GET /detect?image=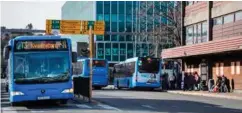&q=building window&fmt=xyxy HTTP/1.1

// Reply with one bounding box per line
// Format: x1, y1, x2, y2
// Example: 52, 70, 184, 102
96, 35, 103, 41
119, 35, 125, 41
119, 1, 125, 14
97, 43, 104, 59
104, 1, 110, 14
126, 2, 132, 15
231, 62, 235, 75
186, 26, 193, 45
213, 17, 223, 25
223, 14, 234, 24
120, 43, 126, 61
111, 14, 118, 22
105, 43, 111, 61
127, 43, 133, 58
201, 21, 207, 42
111, 35, 118, 41
97, 1, 103, 14
236, 61, 240, 75
104, 14, 110, 22
111, 22, 117, 32
235, 11, 242, 21
112, 43, 119, 61
111, 1, 118, 14
197, 24, 202, 43
97, 14, 104, 21
104, 35, 110, 41
193, 25, 197, 44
